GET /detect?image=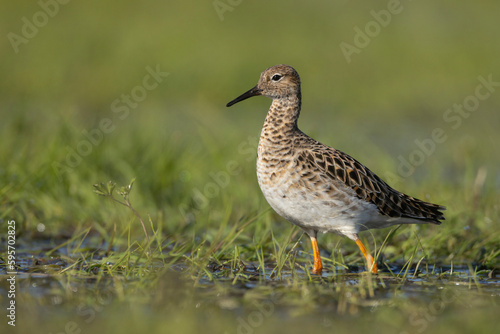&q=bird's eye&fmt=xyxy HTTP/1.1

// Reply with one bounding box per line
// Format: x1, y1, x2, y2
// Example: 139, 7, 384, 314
271, 74, 282, 82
